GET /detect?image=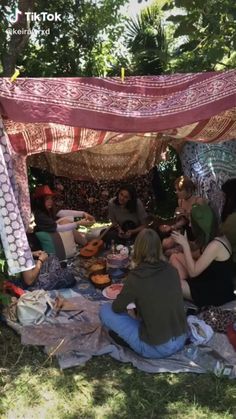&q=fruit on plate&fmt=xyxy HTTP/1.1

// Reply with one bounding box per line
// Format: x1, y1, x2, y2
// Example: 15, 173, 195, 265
106, 284, 123, 299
